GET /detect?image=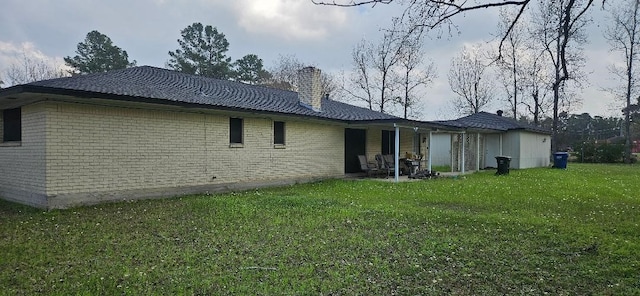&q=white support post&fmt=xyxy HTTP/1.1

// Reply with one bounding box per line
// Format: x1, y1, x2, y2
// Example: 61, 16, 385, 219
476, 133, 481, 171
428, 131, 433, 172
461, 133, 466, 174
499, 134, 503, 156
450, 134, 455, 172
